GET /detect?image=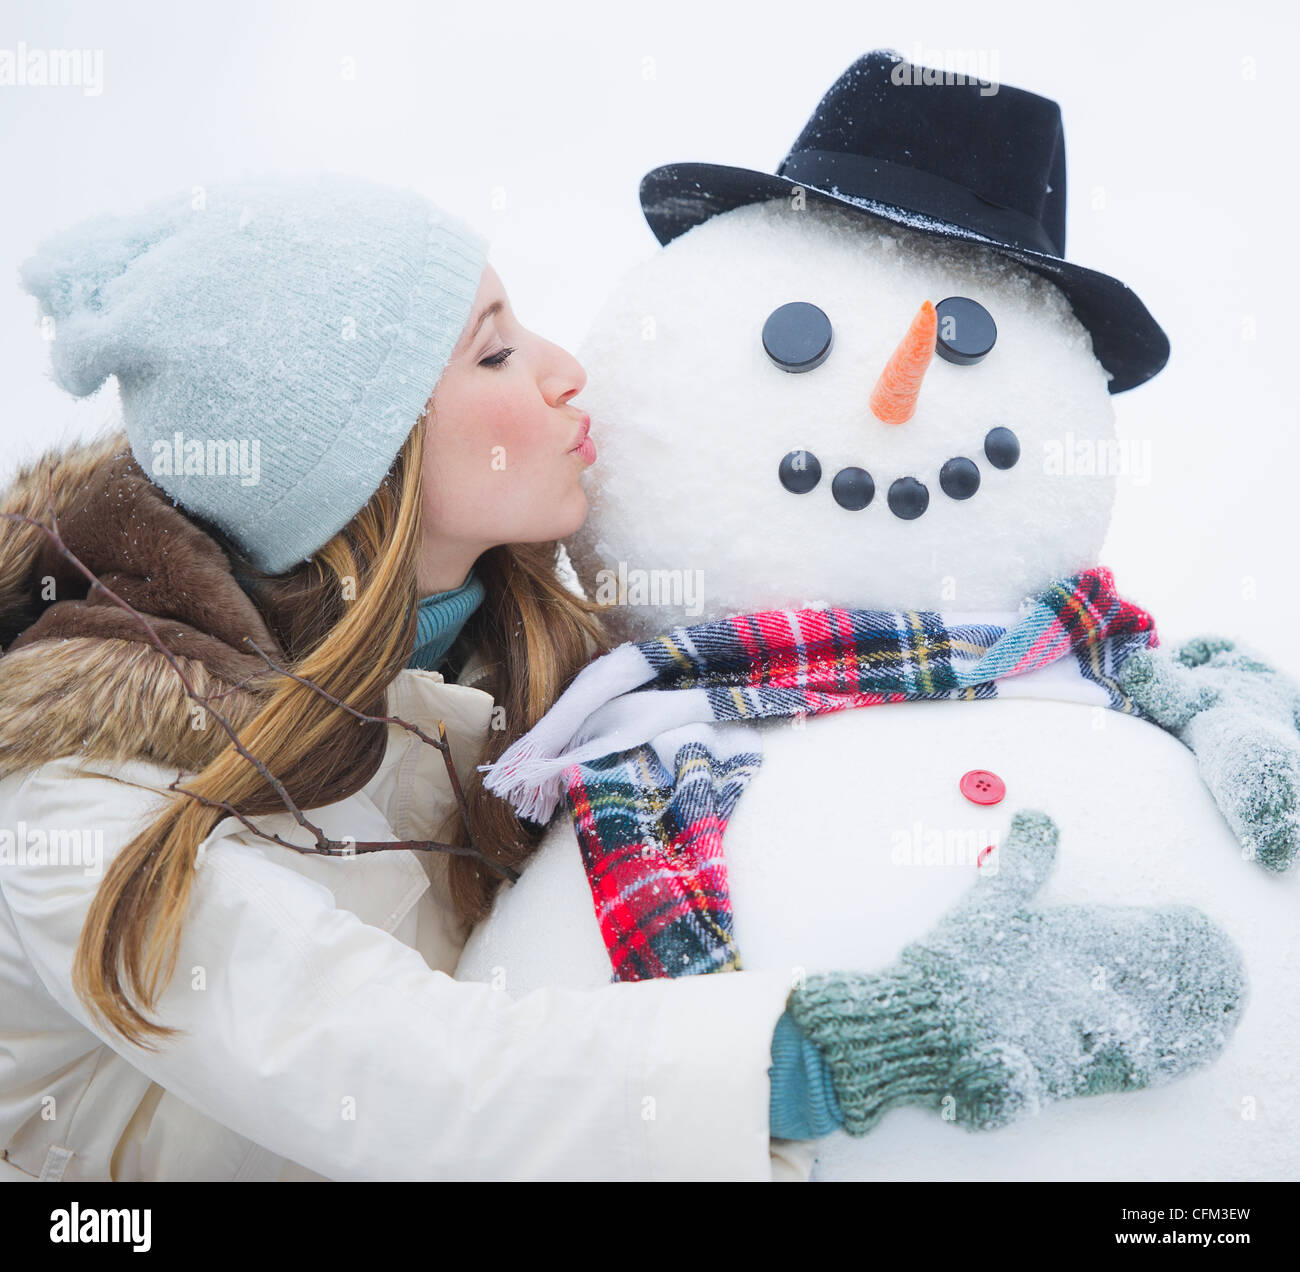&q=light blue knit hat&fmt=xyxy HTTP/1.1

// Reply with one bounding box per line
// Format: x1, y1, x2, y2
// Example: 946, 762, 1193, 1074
18, 172, 488, 574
